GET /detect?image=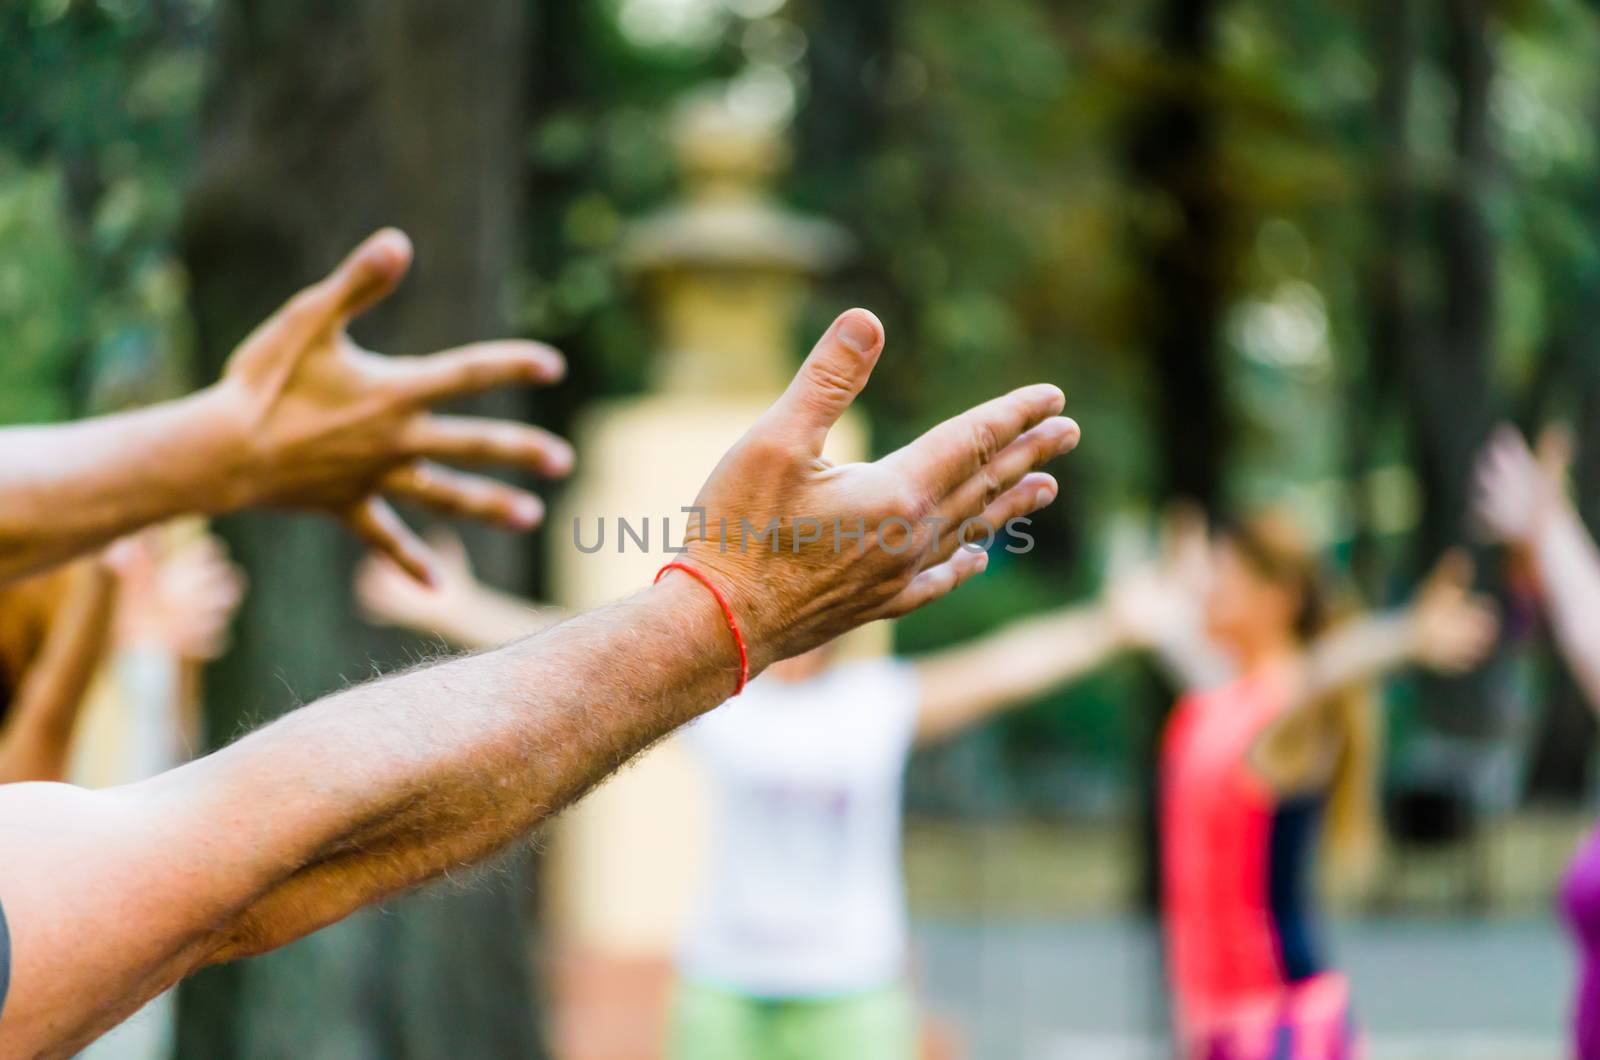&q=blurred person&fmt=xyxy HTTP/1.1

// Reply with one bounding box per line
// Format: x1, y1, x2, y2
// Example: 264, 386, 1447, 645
357, 532, 1140, 1060
1110, 509, 1499, 1060
1474, 423, 1600, 1059
0, 301, 1082, 1056
0, 560, 117, 783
